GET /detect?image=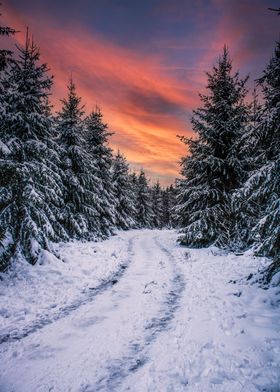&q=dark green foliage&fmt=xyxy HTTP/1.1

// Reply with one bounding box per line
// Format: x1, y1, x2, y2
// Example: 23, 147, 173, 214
176, 47, 248, 248
112, 151, 136, 229
151, 181, 163, 228
233, 43, 280, 266
162, 184, 177, 228
241, 43, 280, 259
84, 108, 116, 237
56, 80, 101, 240
135, 169, 153, 228
0, 35, 67, 269
175, 41, 279, 281
231, 89, 264, 250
